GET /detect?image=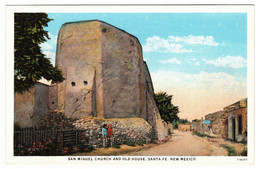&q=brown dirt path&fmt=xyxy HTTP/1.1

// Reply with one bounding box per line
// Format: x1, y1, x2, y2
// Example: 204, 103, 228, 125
125, 130, 227, 156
